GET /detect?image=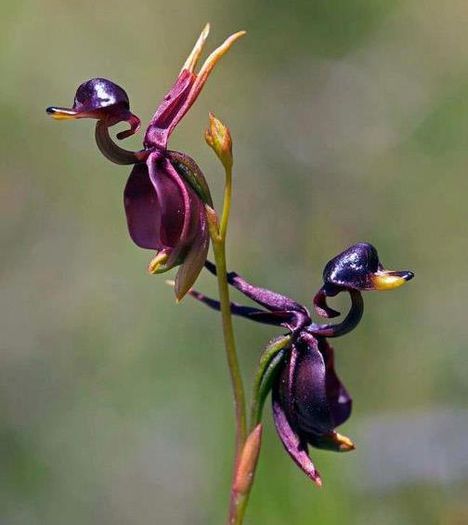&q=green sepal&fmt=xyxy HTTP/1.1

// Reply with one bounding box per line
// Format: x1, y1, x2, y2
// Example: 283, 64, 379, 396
250, 334, 292, 427
168, 150, 213, 207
